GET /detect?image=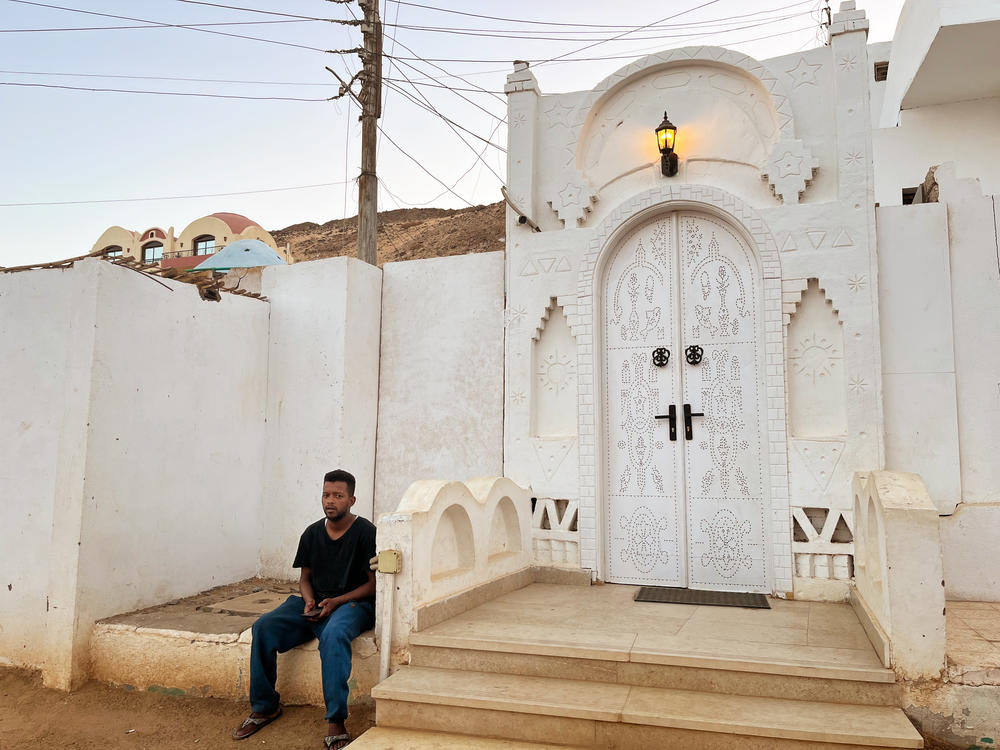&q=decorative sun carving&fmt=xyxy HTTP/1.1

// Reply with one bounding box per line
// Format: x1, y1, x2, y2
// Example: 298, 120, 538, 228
789, 333, 840, 383
537, 348, 576, 392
